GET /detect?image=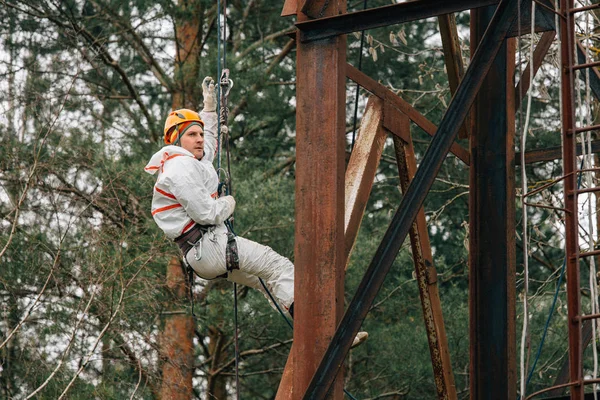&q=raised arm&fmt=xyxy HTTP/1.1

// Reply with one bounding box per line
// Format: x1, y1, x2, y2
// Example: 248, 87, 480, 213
200, 77, 219, 164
